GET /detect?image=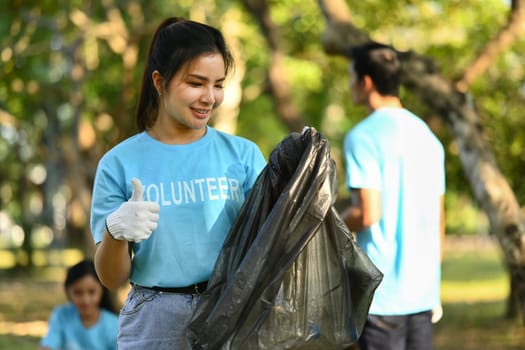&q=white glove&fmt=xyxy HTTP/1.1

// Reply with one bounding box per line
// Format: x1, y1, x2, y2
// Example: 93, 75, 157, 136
105, 178, 160, 243
431, 304, 443, 324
